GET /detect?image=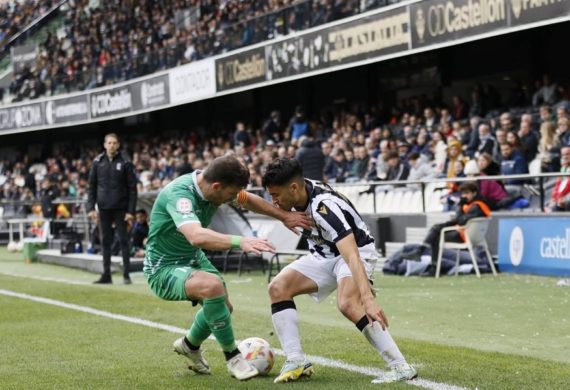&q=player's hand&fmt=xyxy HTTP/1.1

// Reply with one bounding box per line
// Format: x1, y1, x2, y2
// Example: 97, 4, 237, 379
281, 211, 313, 235
88, 210, 98, 220
363, 298, 389, 330
240, 237, 275, 255
124, 213, 135, 222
